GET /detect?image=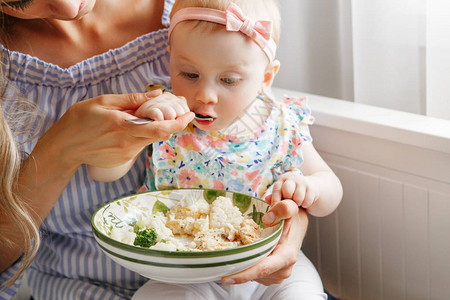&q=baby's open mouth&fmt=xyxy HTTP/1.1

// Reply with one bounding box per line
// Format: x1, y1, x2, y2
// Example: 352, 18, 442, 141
194, 114, 214, 121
